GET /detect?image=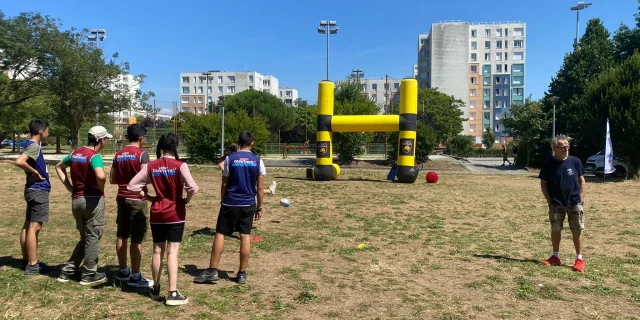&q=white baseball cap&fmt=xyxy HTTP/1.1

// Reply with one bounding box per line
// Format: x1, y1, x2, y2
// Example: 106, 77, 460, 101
88, 126, 113, 140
